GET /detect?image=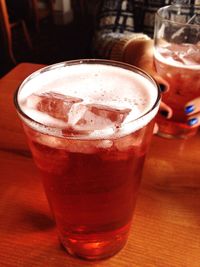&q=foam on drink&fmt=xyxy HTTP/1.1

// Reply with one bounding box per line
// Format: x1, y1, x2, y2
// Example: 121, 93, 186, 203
17, 62, 159, 139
